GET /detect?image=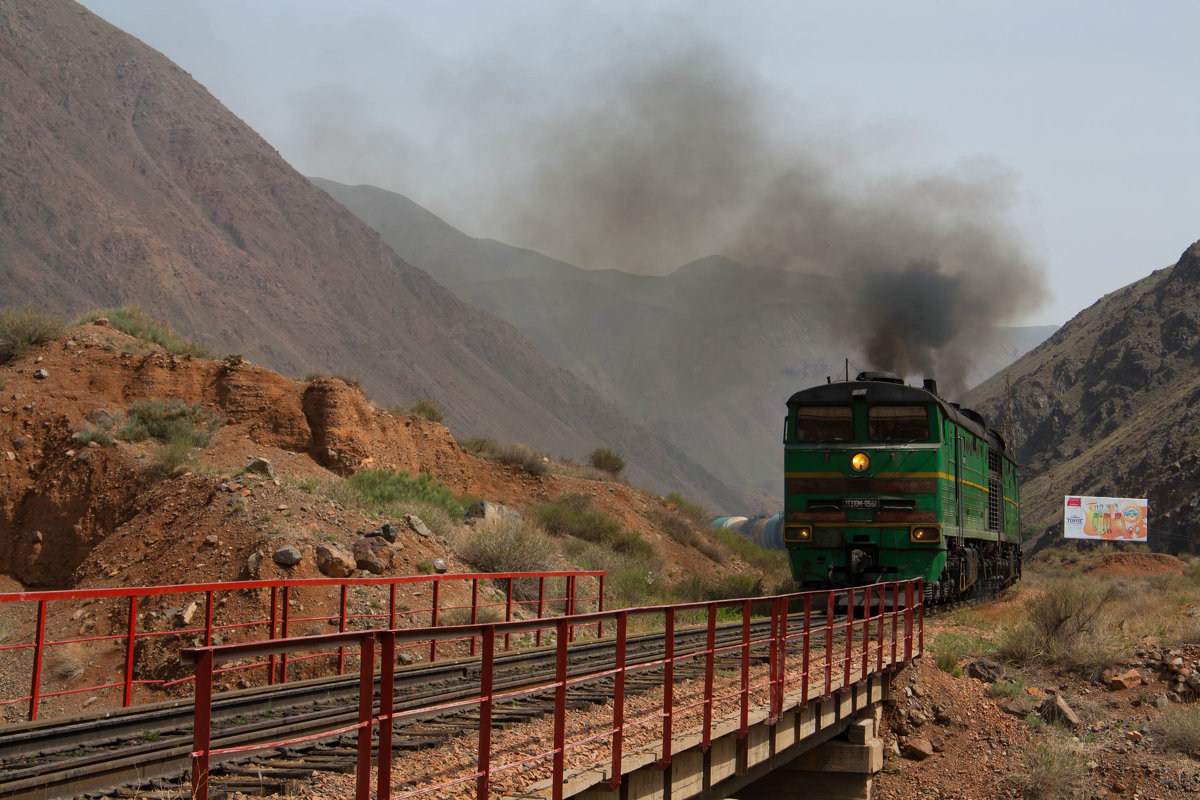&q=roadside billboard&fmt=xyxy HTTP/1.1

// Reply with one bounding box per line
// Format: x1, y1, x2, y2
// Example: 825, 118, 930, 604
1064, 496, 1148, 541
